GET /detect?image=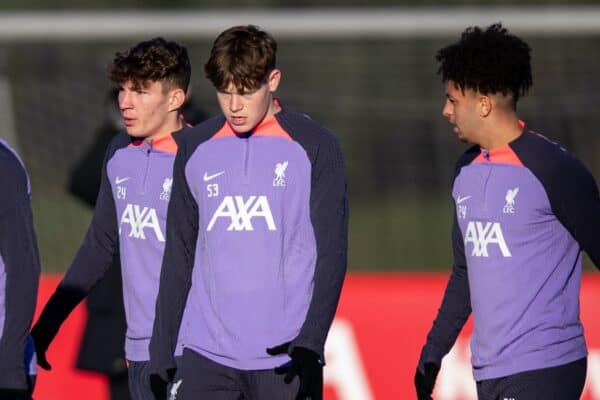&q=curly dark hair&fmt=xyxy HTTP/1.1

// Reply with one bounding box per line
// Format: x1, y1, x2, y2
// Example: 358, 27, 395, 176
436, 23, 532, 106
204, 25, 277, 94
108, 37, 191, 93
